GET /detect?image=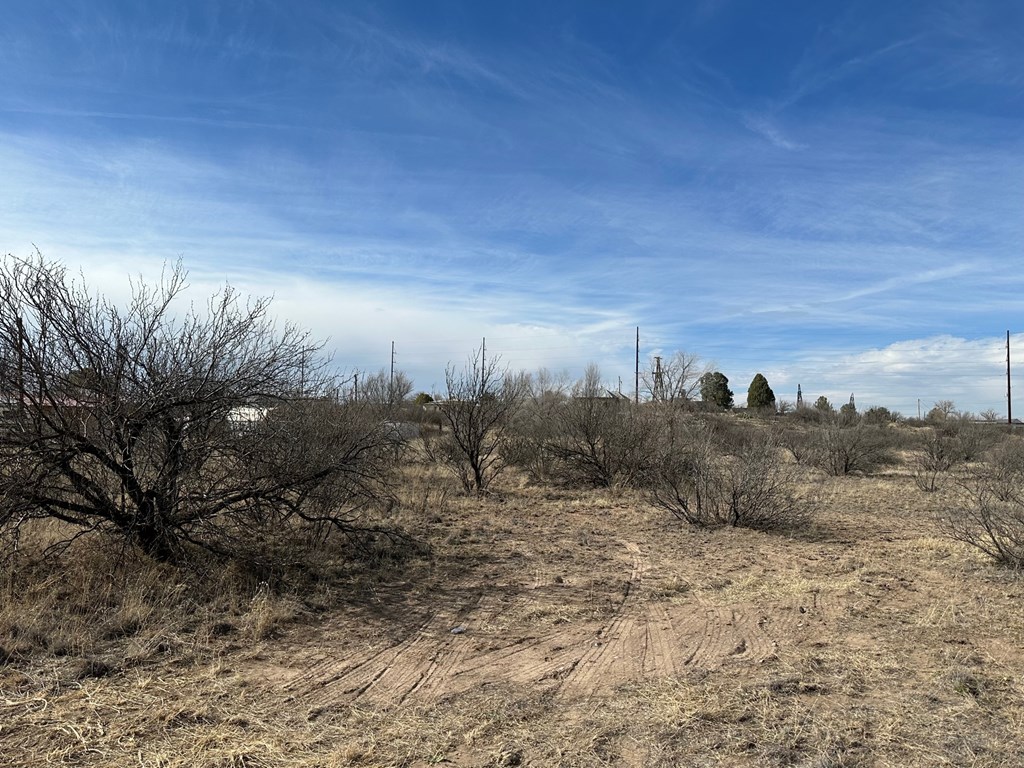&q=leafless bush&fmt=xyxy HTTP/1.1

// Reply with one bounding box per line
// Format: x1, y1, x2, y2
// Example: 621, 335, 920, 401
942, 435, 1024, 567
355, 369, 414, 418
0, 253, 399, 568
947, 485, 1024, 567
911, 418, 993, 492
778, 424, 817, 465
430, 348, 528, 493
809, 422, 894, 476
643, 416, 811, 531
232, 399, 404, 560
787, 405, 829, 424
943, 417, 992, 463
501, 369, 569, 483
723, 435, 811, 530
643, 416, 721, 524
982, 435, 1024, 502
539, 364, 653, 488
912, 428, 960, 492
862, 406, 898, 425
